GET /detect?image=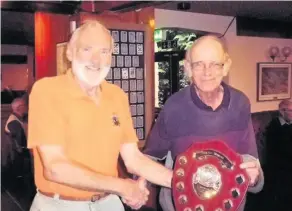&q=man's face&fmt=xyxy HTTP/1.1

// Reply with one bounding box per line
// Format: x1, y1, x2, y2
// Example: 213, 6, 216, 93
281, 102, 292, 122
72, 27, 112, 87
188, 40, 228, 92
16, 102, 27, 117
